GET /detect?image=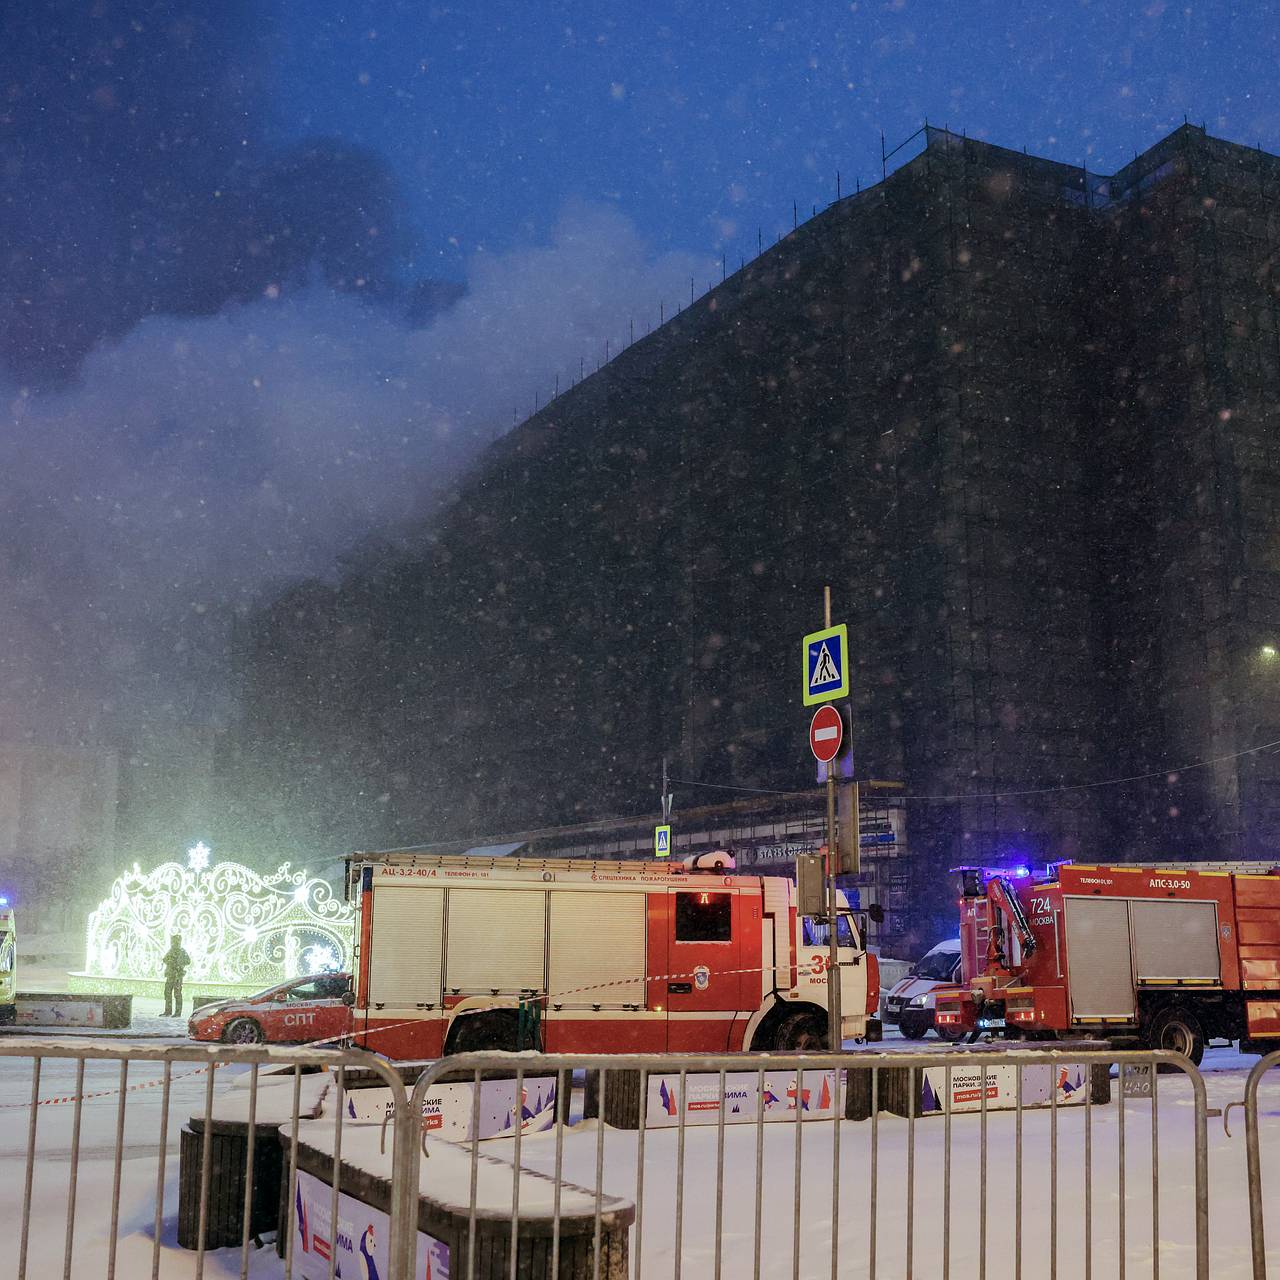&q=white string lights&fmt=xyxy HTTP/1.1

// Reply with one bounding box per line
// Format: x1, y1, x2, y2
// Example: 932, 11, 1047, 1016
84, 843, 354, 988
